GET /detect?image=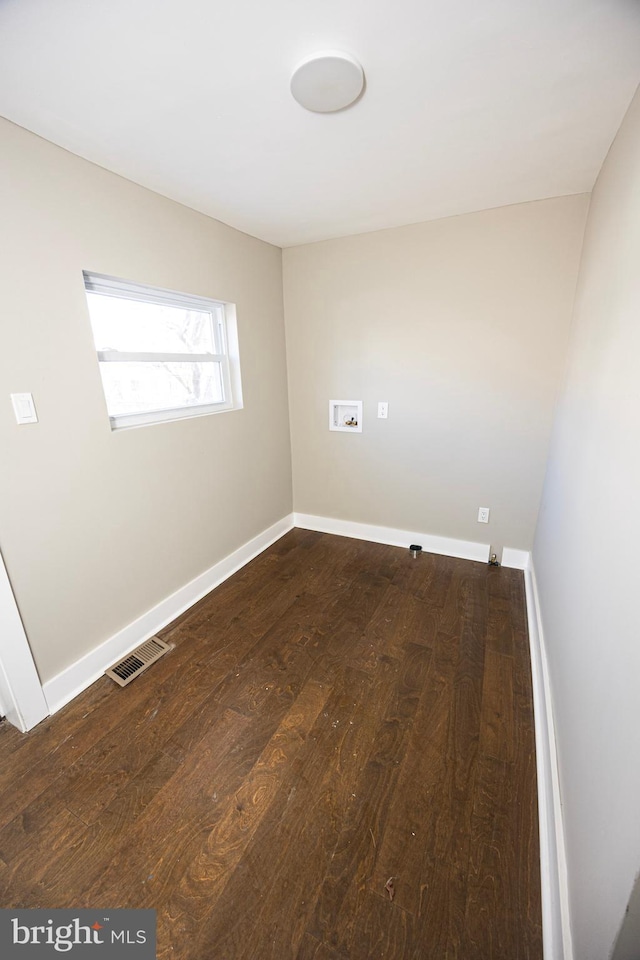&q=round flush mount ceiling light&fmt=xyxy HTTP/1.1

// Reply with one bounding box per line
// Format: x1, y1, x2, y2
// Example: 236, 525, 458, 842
290, 52, 365, 113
